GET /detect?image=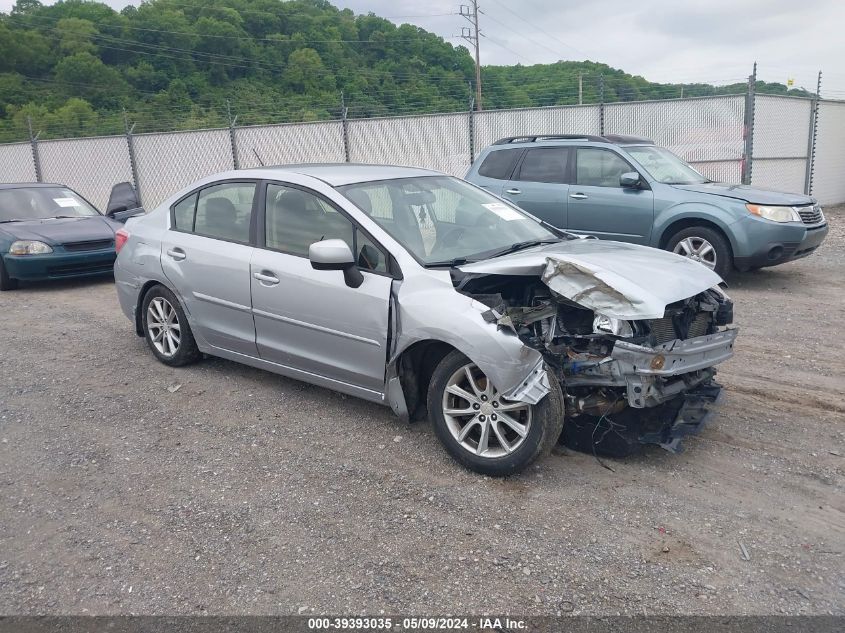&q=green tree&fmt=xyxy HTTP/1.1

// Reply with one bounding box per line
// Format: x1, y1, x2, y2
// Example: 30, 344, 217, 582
56, 17, 98, 55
